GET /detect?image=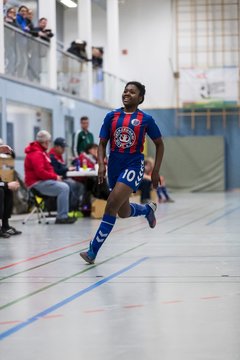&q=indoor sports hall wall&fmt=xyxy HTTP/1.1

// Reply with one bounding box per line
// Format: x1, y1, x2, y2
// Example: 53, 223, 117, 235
147, 109, 240, 191
149, 136, 225, 192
